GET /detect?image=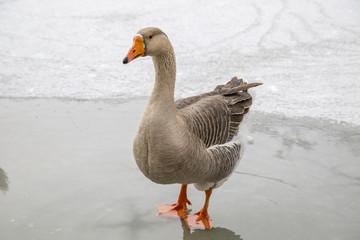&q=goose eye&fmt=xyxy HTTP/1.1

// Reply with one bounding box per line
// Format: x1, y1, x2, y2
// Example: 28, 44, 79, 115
149, 35, 153, 39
